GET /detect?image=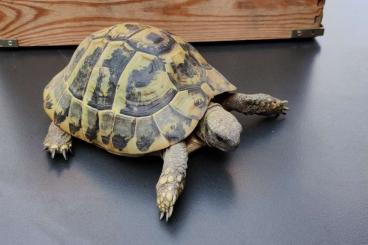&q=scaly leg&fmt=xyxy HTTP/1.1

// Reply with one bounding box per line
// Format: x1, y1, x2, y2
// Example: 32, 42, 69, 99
43, 123, 72, 160
156, 142, 188, 221
221, 93, 288, 117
